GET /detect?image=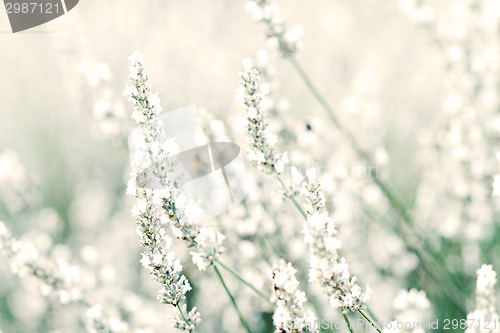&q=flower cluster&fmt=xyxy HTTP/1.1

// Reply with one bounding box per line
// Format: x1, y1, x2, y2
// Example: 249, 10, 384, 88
125, 52, 201, 332
301, 168, 372, 313
466, 264, 499, 333
125, 52, 225, 275
124, 51, 181, 187
398, 0, 435, 24
271, 260, 318, 333
0, 222, 81, 305
246, 0, 303, 57
133, 191, 193, 307
162, 188, 226, 271
238, 58, 288, 175
189, 227, 225, 271
87, 60, 132, 147
384, 289, 430, 333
